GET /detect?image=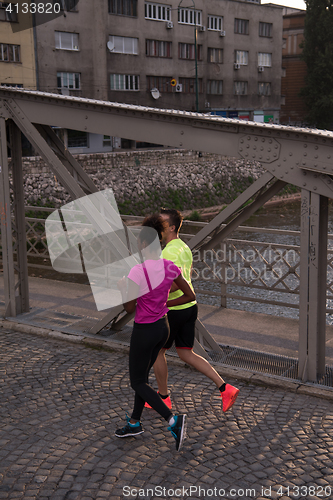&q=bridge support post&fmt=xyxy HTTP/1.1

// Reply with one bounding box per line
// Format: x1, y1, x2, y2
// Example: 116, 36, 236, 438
299, 189, 328, 382
10, 121, 30, 314
0, 118, 16, 316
